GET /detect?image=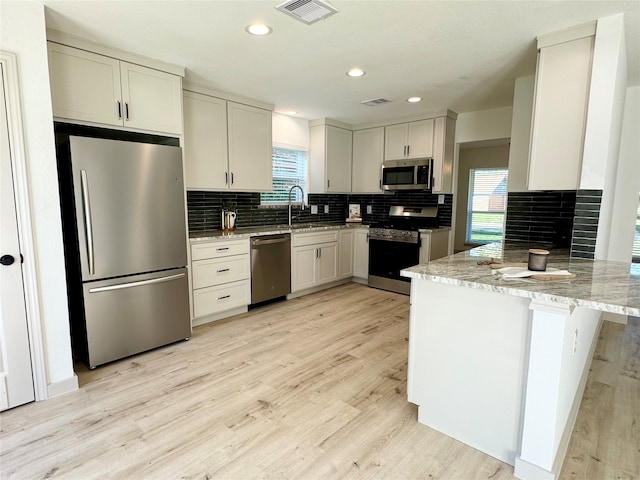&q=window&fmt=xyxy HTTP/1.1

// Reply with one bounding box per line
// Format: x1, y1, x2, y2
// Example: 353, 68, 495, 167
466, 168, 508, 244
260, 146, 308, 205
